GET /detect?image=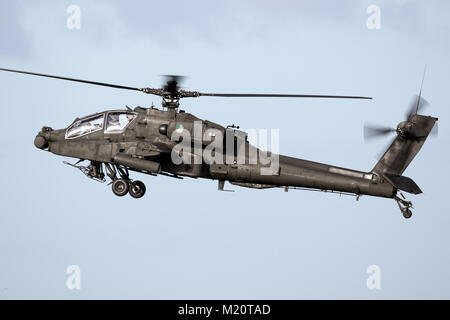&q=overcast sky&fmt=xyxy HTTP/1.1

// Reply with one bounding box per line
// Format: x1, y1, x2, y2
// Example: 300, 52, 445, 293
0, 0, 450, 299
